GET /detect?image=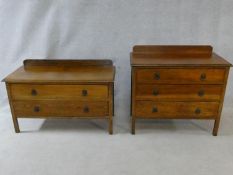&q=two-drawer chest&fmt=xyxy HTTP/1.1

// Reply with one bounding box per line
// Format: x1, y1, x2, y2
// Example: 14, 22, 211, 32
131, 45, 231, 135
3, 59, 115, 134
